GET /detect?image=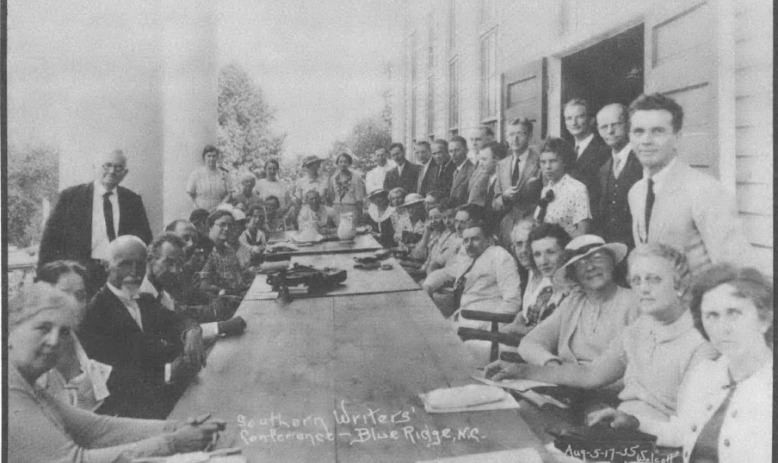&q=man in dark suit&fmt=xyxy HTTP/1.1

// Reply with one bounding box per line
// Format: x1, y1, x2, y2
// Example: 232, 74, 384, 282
415, 141, 437, 197
449, 136, 476, 205
564, 99, 611, 208
593, 103, 643, 250
384, 142, 421, 193
38, 149, 152, 293
492, 118, 543, 247
79, 235, 205, 419
428, 139, 456, 200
